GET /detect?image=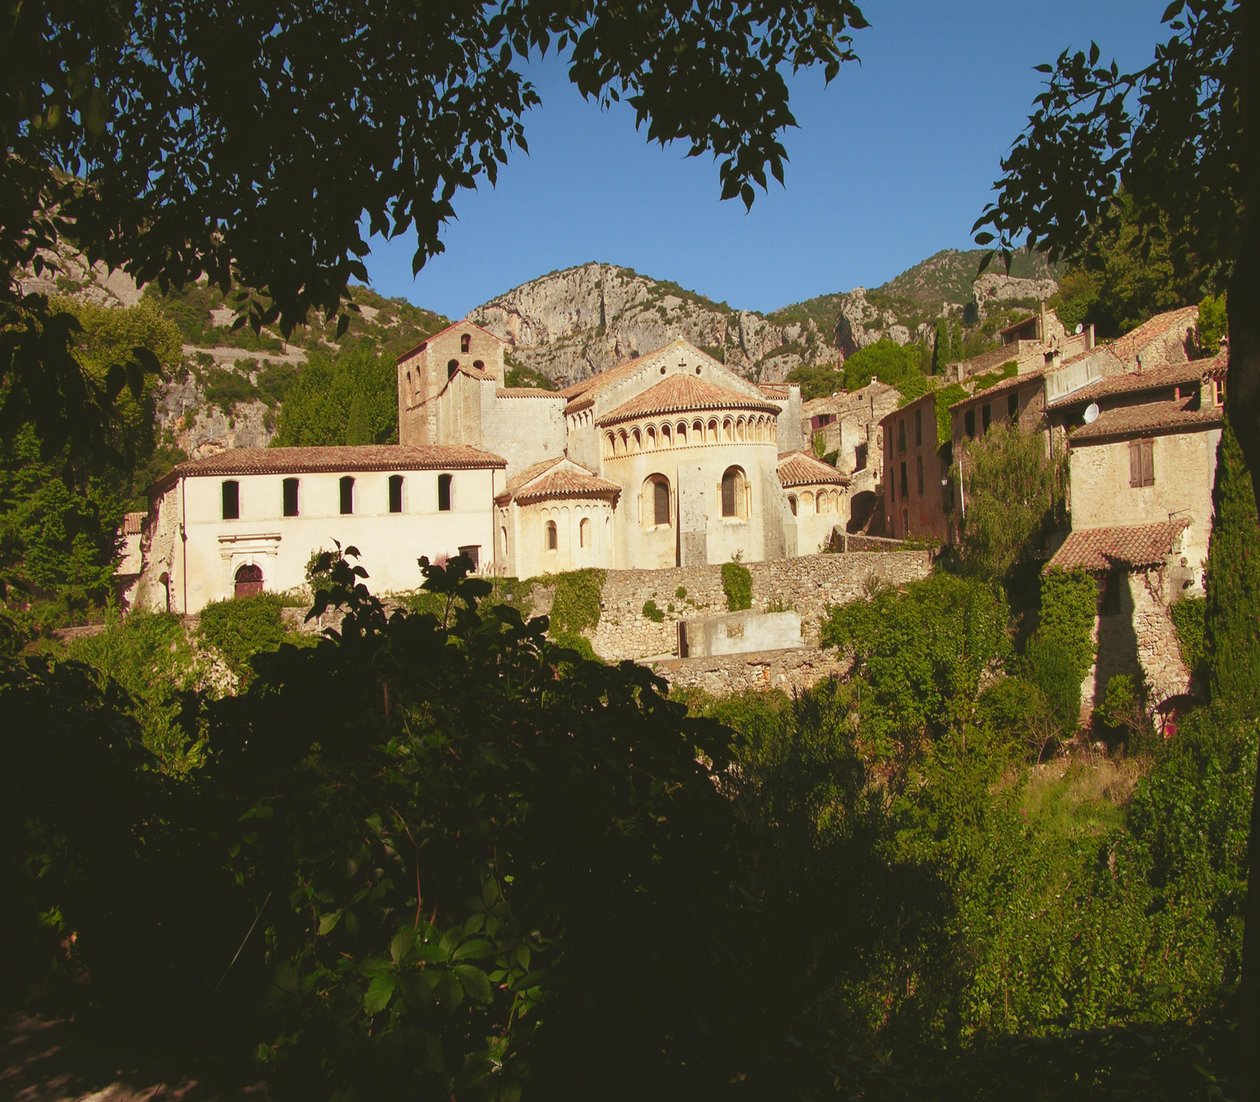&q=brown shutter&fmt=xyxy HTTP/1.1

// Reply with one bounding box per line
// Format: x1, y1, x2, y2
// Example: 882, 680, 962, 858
1142, 439, 1155, 486
1129, 441, 1141, 487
